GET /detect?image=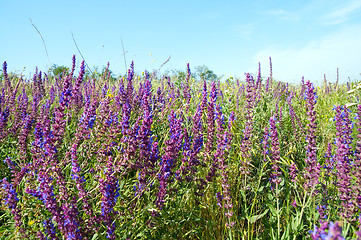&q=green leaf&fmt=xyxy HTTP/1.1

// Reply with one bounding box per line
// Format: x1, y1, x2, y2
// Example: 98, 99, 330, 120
249, 209, 269, 223
345, 102, 357, 108
91, 233, 98, 240
347, 89, 356, 94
